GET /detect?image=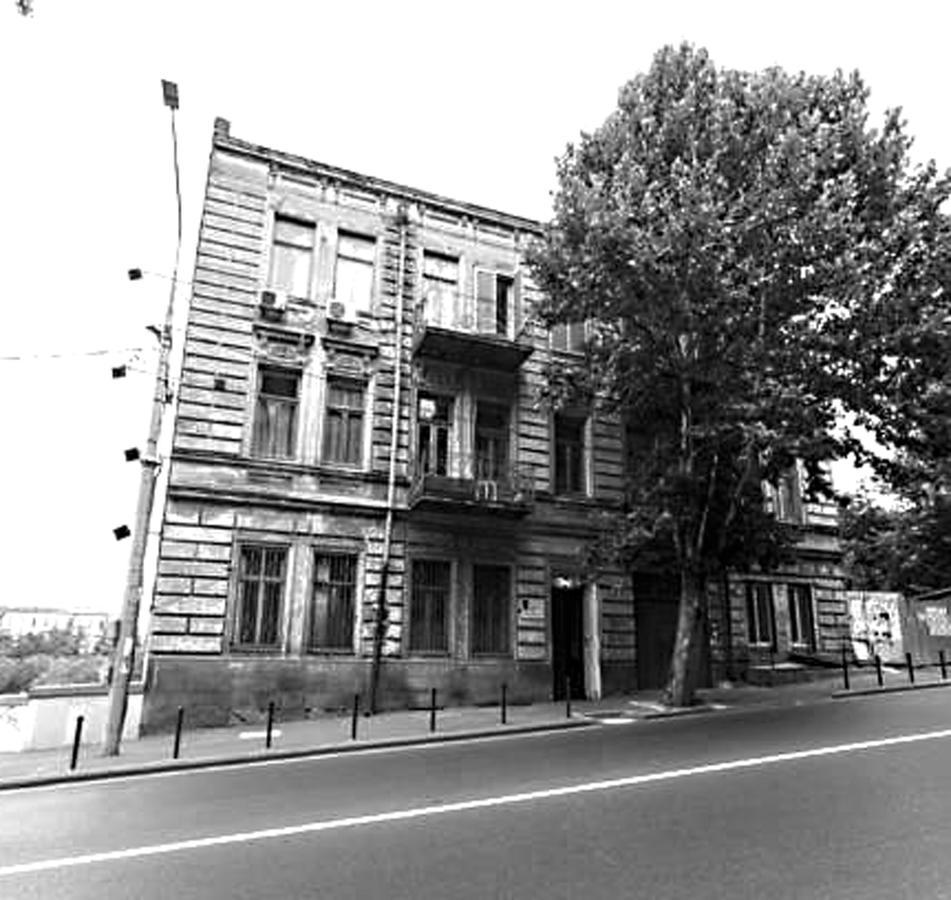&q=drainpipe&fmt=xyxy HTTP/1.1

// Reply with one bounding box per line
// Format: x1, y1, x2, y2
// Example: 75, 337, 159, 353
369, 205, 408, 713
